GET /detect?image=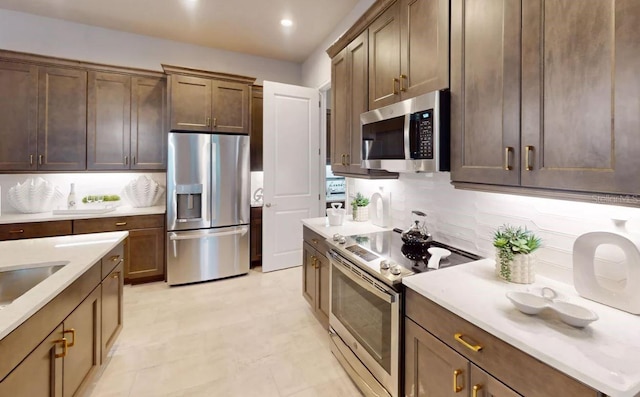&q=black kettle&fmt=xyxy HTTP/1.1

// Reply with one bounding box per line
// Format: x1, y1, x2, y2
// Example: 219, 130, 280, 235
401, 210, 432, 247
